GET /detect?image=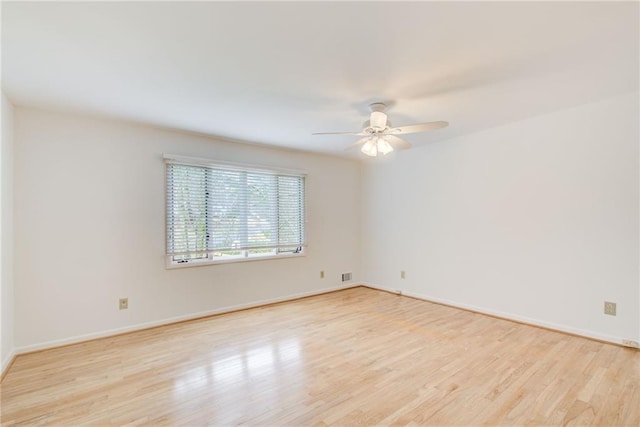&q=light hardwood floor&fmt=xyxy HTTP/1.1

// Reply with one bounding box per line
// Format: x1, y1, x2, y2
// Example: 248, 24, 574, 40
1, 287, 639, 426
